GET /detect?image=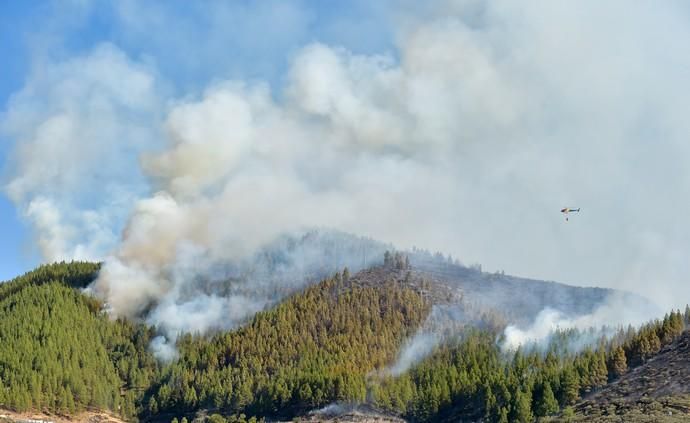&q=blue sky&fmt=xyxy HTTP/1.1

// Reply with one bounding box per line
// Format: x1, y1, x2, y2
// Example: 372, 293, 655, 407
0, 0, 399, 280
1, 1, 39, 279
